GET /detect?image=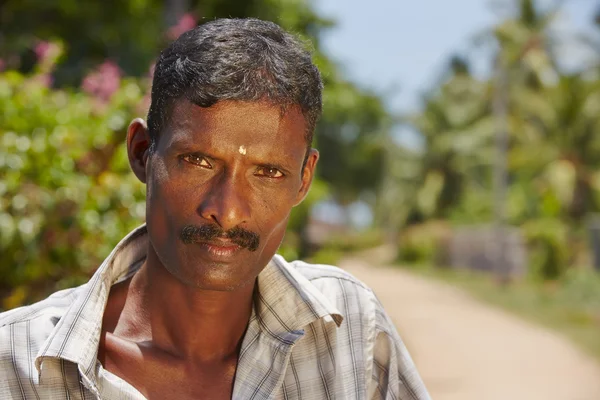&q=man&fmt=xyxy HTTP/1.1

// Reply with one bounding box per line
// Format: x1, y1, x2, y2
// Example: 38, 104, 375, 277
0, 18, 429, 399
